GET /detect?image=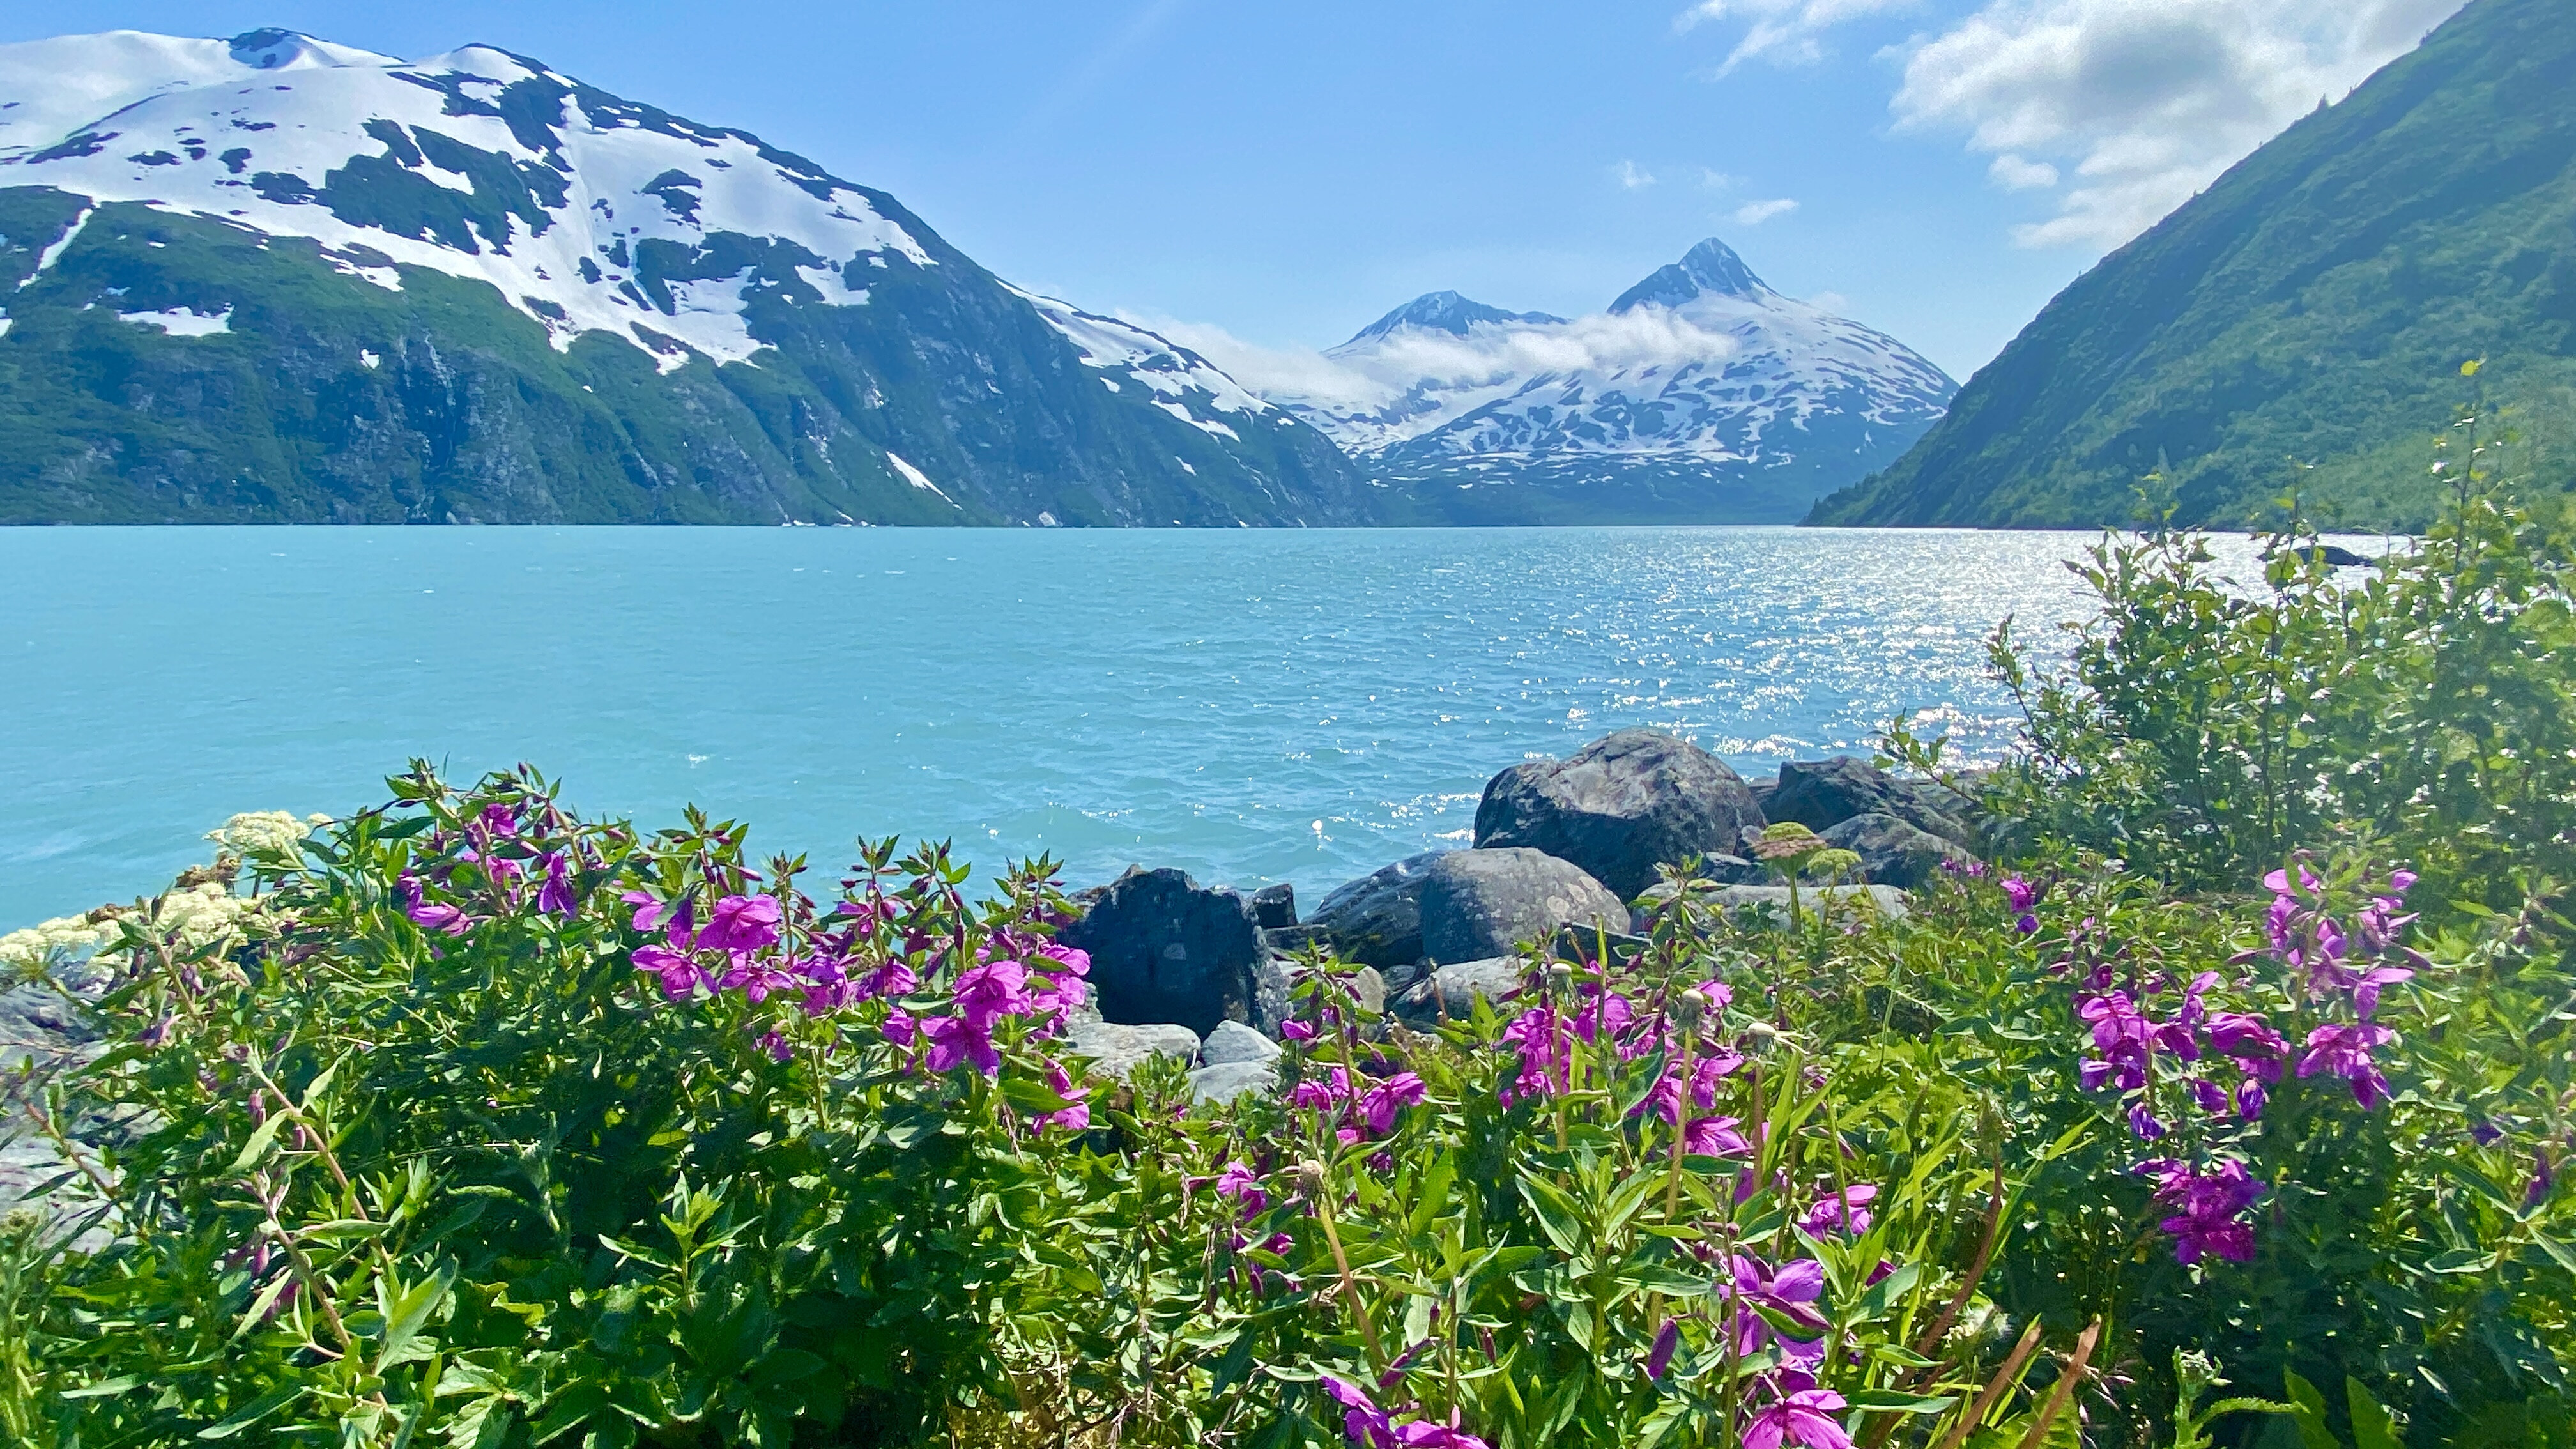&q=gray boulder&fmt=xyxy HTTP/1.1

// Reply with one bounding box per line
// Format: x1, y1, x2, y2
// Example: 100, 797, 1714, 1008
1705, 884, 1912, 924
1767, 757, 1974, 847
1308, 848, 1625, 977
1188, 1059, 1280, 1104
0, 972, 118, 1243
1392, 957, 1528, 1023
1822, 813, 1973, 890
1059, 867, 1288, 1037
1200, 1020, 1284, 1067
1062, 1020, 1204, 1080
1473, 730, 1767, 900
